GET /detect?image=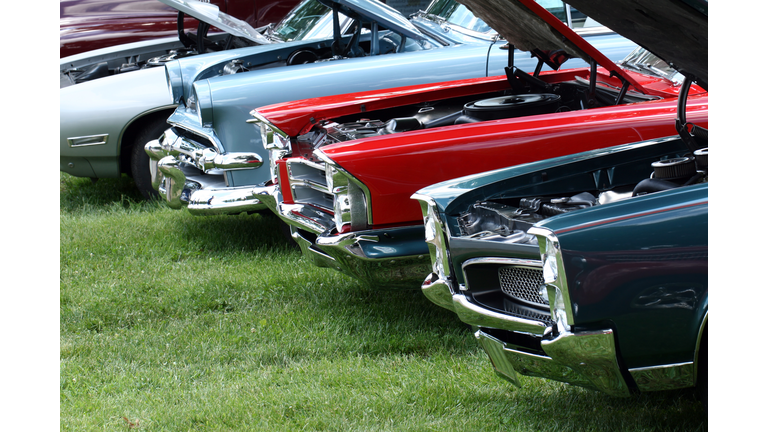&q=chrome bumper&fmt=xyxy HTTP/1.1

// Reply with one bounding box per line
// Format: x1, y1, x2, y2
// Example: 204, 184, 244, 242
423, 269, 630, 396
145, 128, 265, 213
257, 184, 429, 288
476, 328, 630, 397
